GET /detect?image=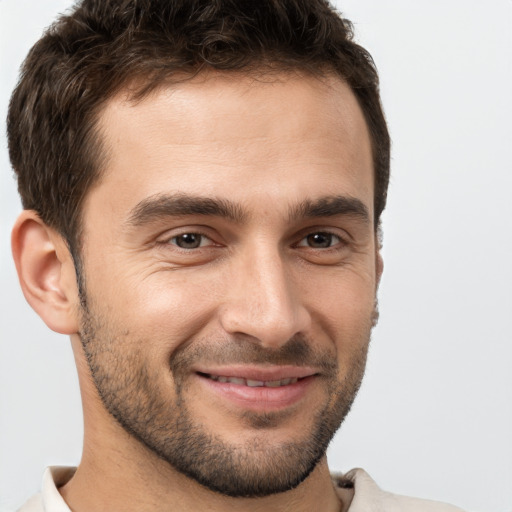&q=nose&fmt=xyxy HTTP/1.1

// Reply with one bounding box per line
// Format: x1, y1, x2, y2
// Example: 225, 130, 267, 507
218, 244, 311, 348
